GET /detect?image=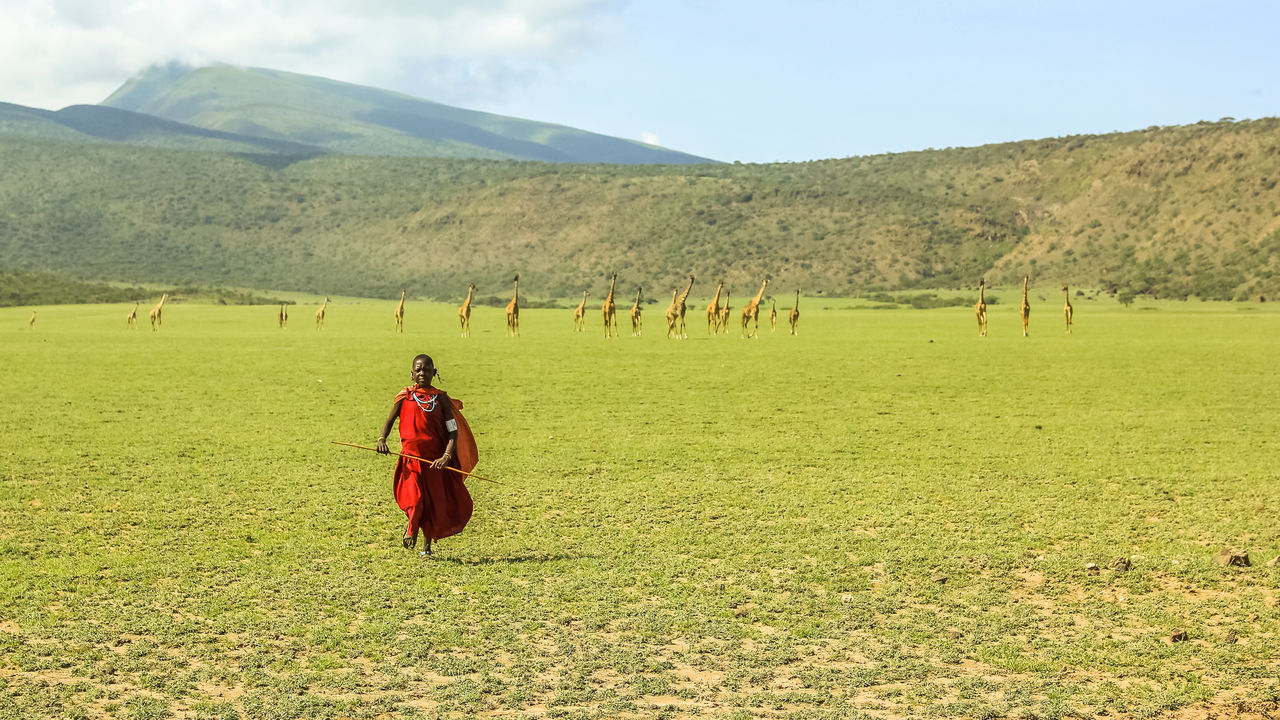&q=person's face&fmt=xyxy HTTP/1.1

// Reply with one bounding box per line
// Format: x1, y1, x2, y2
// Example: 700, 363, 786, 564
411, 358, 436, 386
